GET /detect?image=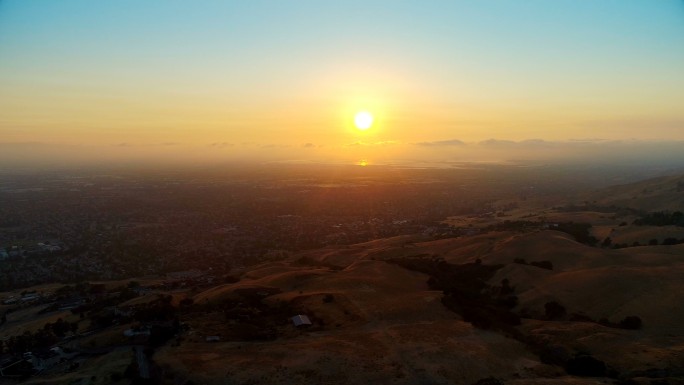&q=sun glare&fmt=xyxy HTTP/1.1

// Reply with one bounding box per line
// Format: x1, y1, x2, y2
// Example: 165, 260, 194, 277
354, 111, 374, 130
